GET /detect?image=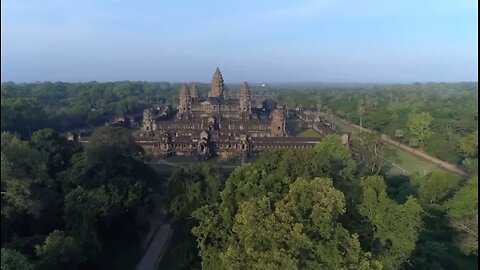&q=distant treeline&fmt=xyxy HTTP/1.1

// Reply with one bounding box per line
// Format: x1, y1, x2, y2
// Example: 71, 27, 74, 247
1, 81, 183, 137
0, 81, 269, 138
